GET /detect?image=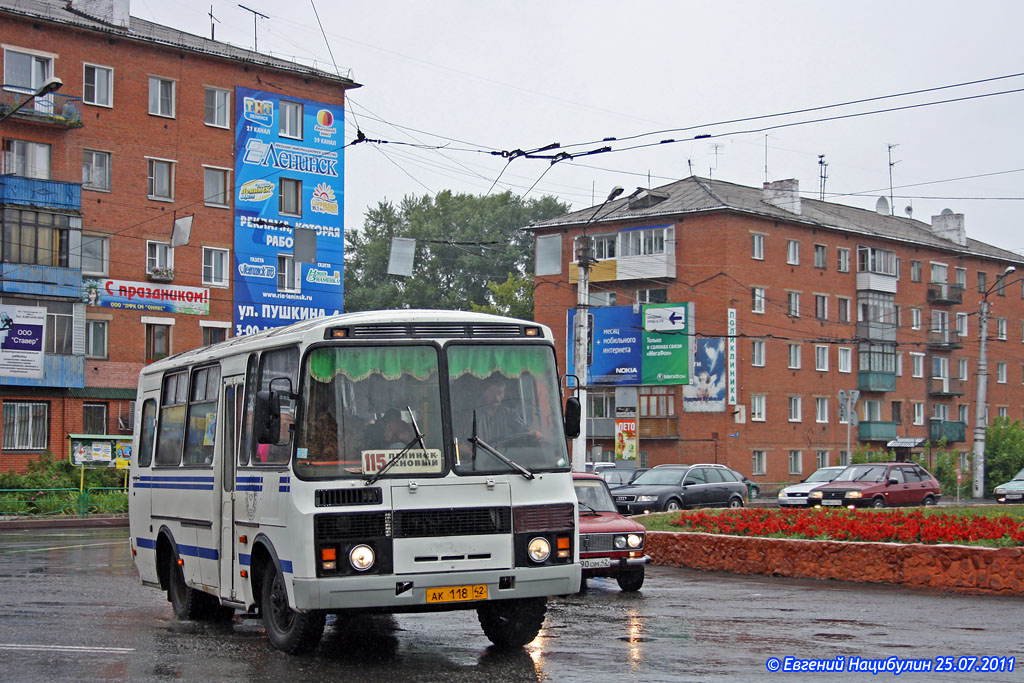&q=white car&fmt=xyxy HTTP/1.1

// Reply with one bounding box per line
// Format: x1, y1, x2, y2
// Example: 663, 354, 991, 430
777, 466, 846, 507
